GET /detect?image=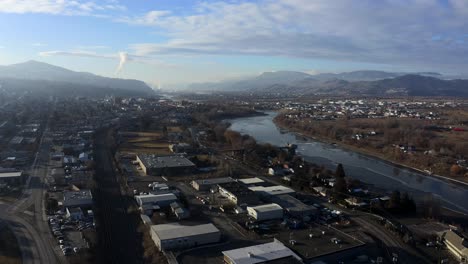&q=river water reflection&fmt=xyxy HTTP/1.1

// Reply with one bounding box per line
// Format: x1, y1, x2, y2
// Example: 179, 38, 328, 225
228, 111, 468, 214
